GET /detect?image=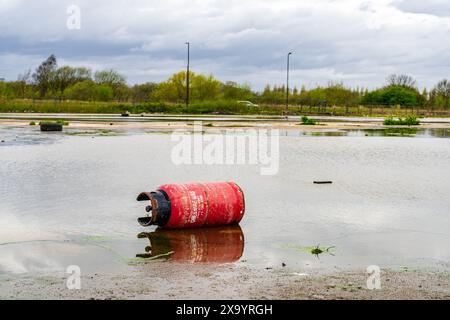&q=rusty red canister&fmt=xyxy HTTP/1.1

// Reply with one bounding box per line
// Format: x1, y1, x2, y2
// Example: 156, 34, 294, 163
137, 181, 245, 229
